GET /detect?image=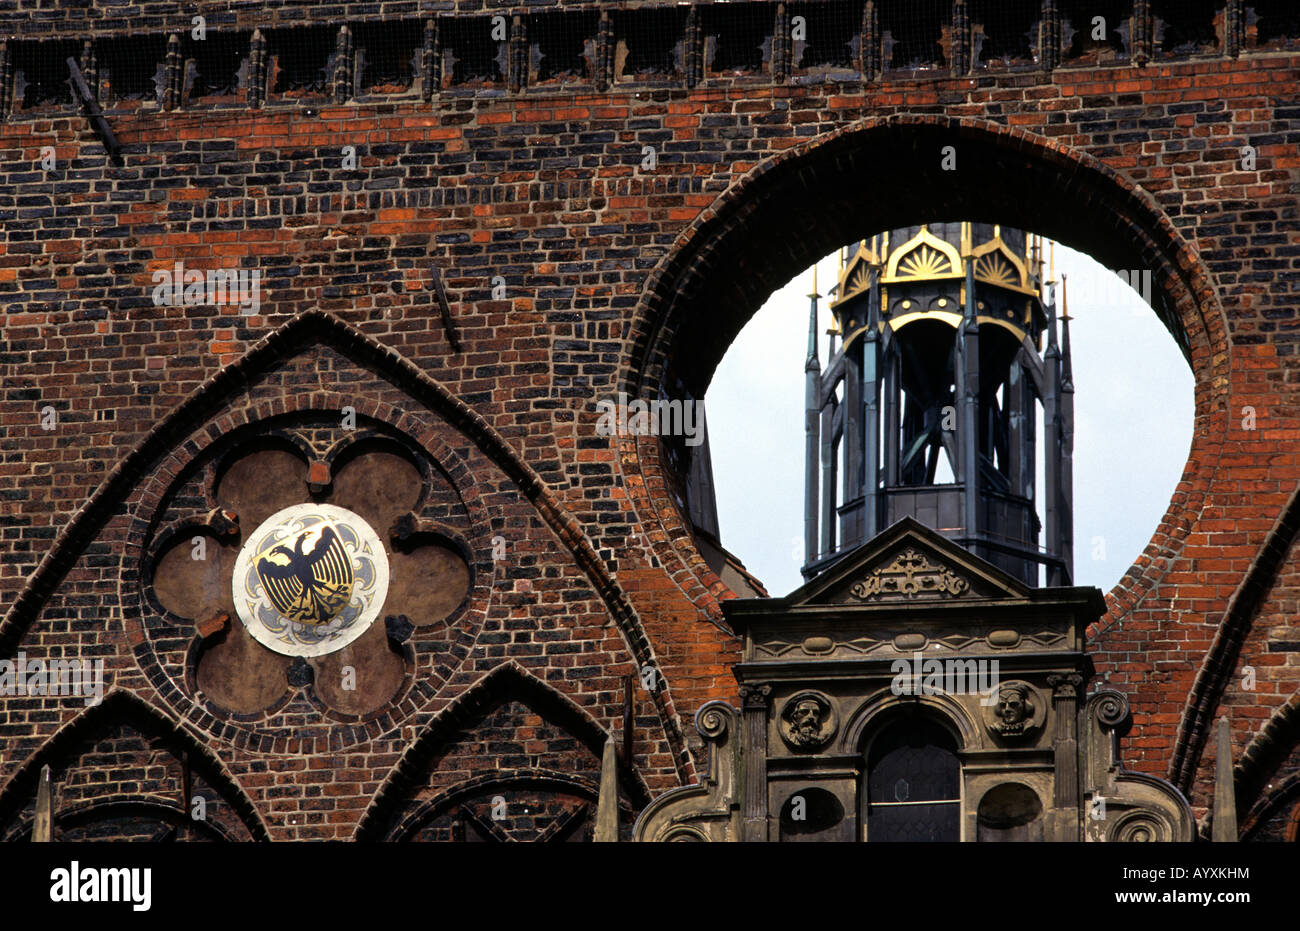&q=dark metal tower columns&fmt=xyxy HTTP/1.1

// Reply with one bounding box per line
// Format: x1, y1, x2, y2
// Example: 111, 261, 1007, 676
802, 225, 1074, 587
